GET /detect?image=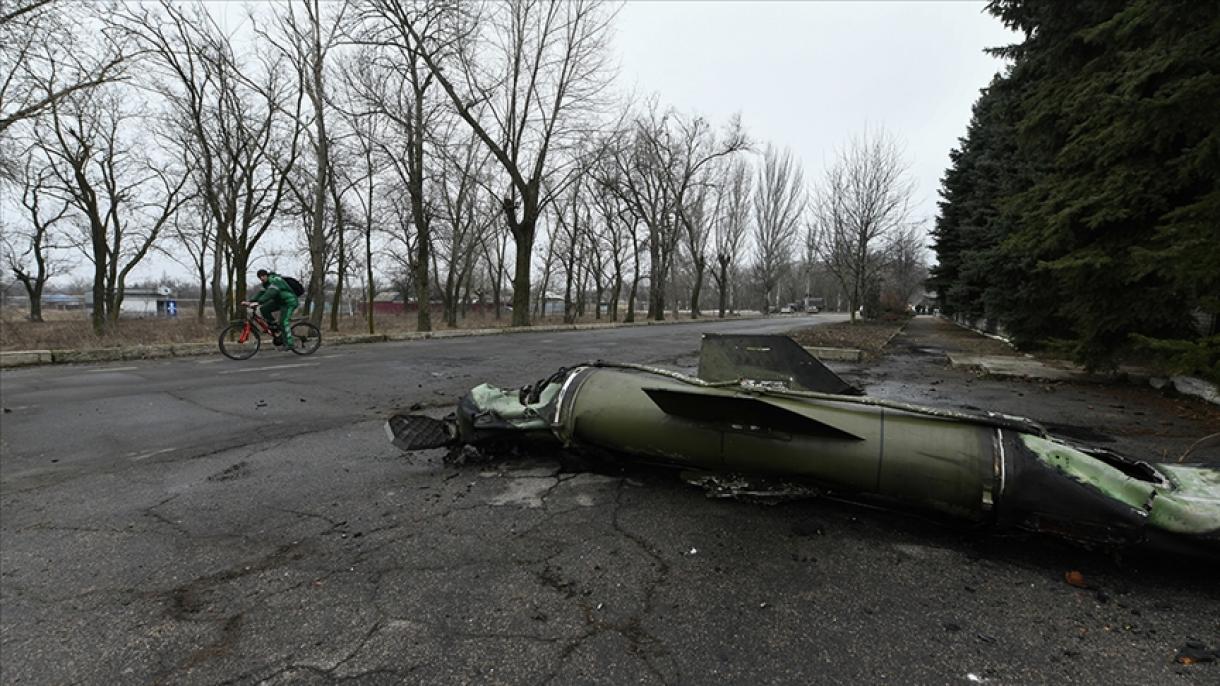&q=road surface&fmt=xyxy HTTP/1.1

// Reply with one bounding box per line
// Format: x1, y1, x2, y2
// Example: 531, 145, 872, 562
2, 314, 1216, 685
